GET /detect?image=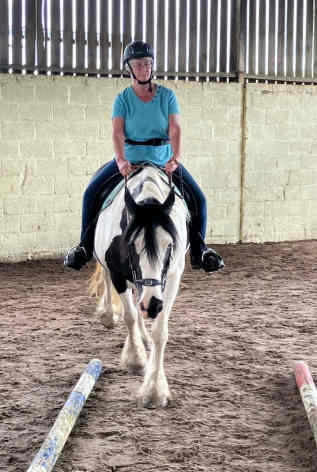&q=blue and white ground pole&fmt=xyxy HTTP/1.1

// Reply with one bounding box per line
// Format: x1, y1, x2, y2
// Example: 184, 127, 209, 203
27, 358, 103, 472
